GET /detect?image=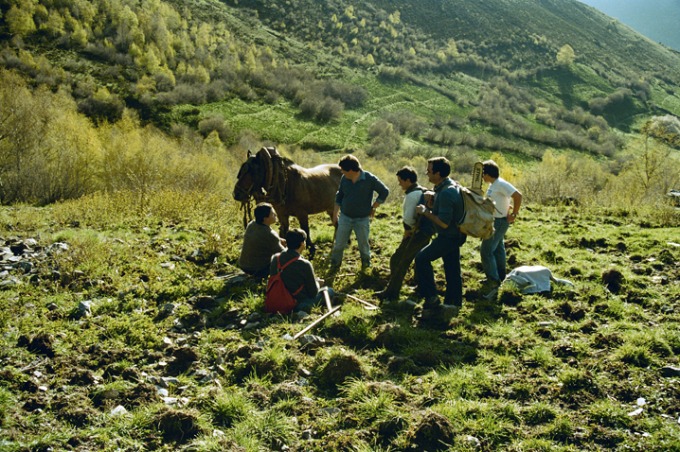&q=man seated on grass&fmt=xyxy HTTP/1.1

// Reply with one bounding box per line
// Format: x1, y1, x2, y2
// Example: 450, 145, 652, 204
238, 202, 284, 278
270, 228, 334, 313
